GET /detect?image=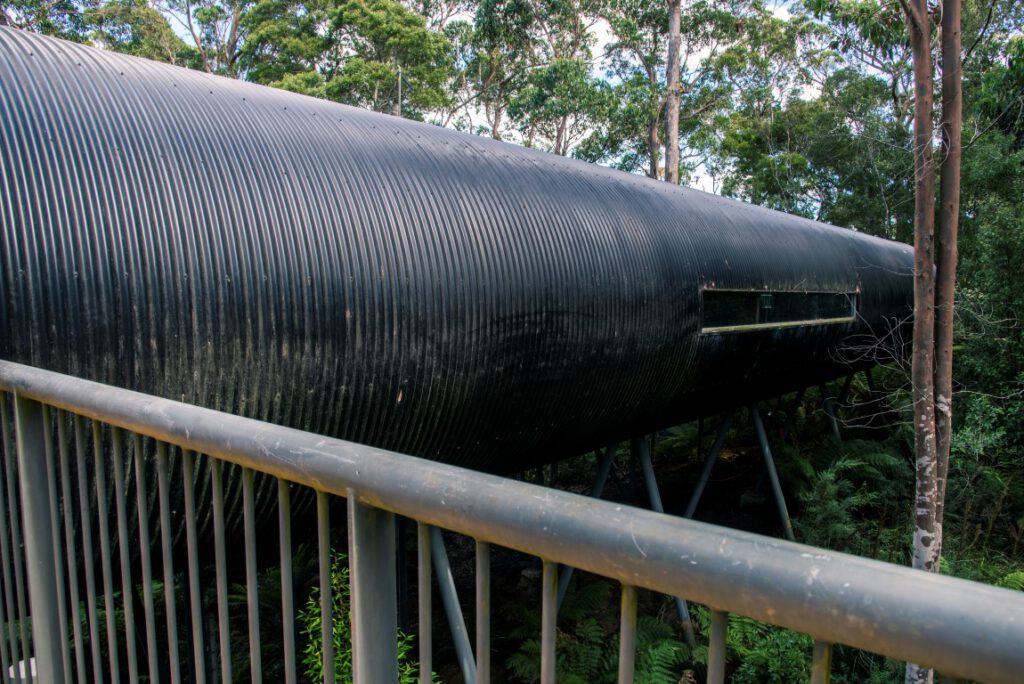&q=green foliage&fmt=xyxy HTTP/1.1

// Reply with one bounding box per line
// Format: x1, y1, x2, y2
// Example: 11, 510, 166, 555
327, 0, 453, 114
87, 0, 199, 64
996, 571, 1024, 591
297, 549, 425, 683
976, 35, 1024, 147
506, 580, 611, 684
691, 606, 813, 684
509, 58, 613, 155
241, 0, 453, 116
239, 0, 330, 85
506, 580, 688, 684
1, 0, 90, 39
795, 440, 910, 554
